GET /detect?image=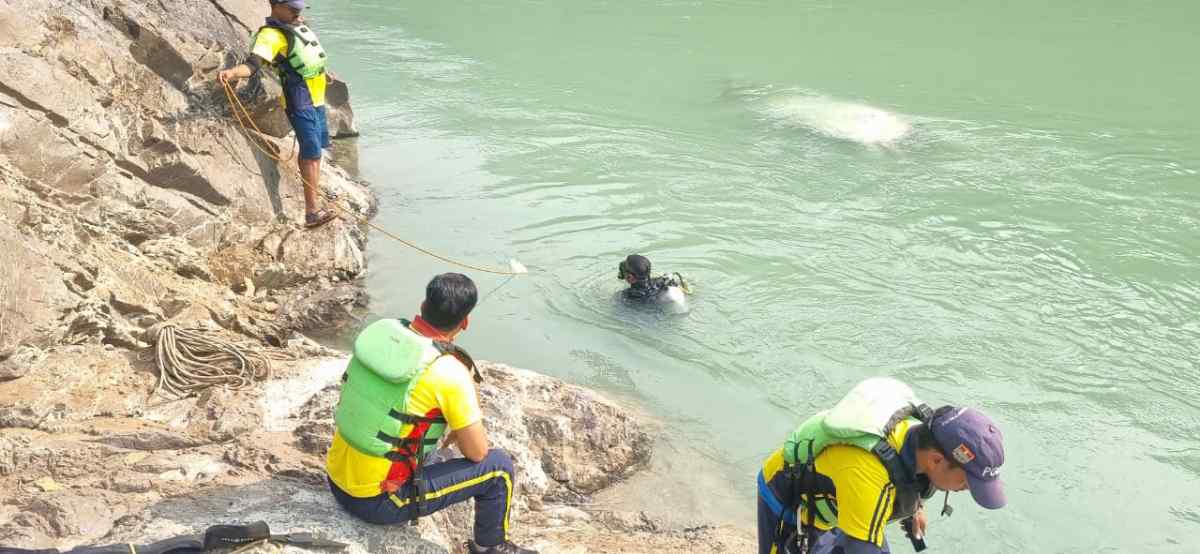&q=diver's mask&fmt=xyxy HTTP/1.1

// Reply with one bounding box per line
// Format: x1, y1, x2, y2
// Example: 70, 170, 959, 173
618, 260, 630, 280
